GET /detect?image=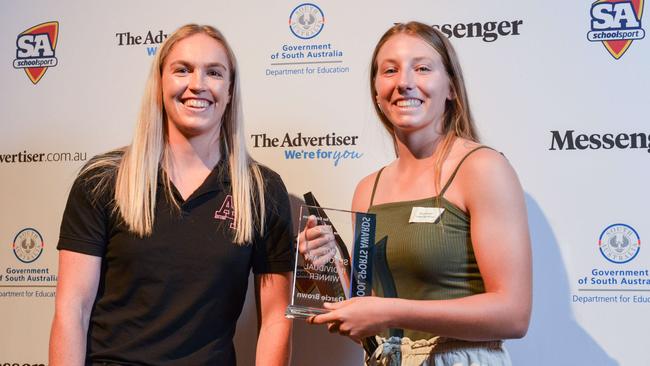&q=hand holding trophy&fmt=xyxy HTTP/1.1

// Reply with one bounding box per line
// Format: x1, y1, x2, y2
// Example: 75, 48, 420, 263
285, 204, 353, 318
286, 193, 379, 355
299, 215, 338, 268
